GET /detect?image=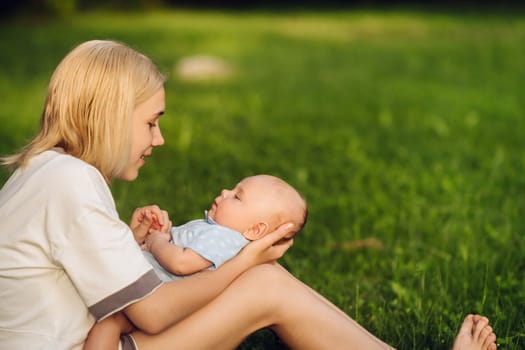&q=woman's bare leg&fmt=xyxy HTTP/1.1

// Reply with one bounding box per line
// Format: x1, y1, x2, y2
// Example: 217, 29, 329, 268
269, 266, 498, 350
275, 264, 394, 349
131, 264, 496, 350
132, 263, 391, 350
